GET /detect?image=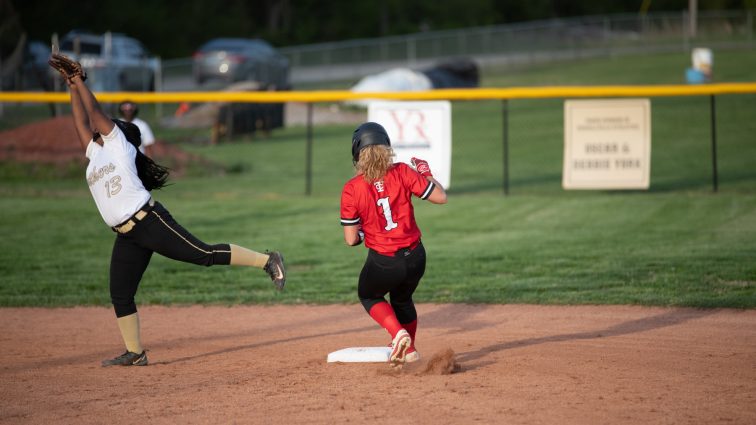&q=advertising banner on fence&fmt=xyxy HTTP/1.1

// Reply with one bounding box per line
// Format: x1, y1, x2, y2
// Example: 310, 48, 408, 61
563, 99, 651, 190
368, 101, 452, 188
